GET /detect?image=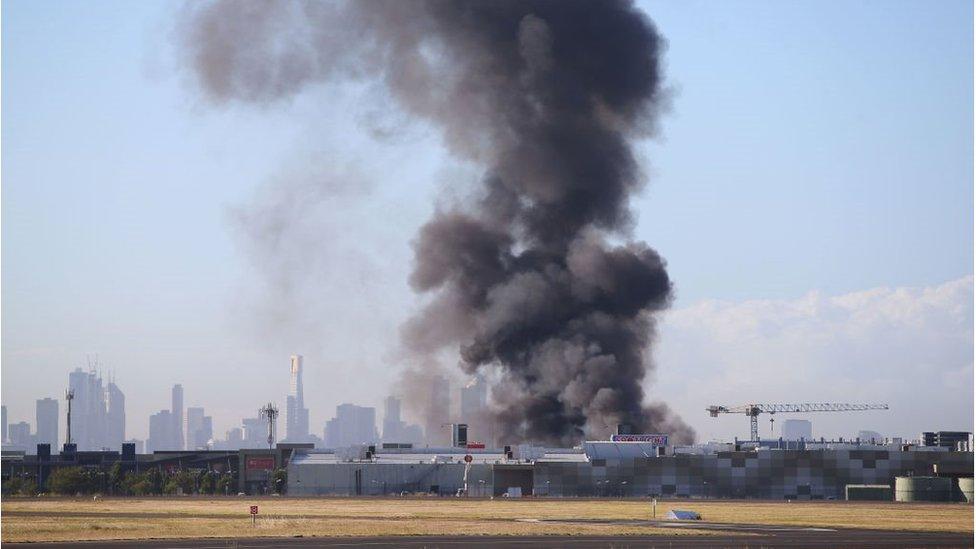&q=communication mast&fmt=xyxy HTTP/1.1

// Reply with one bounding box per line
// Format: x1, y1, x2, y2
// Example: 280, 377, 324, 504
65, 389, 75, 445
259, 402, 279, 450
